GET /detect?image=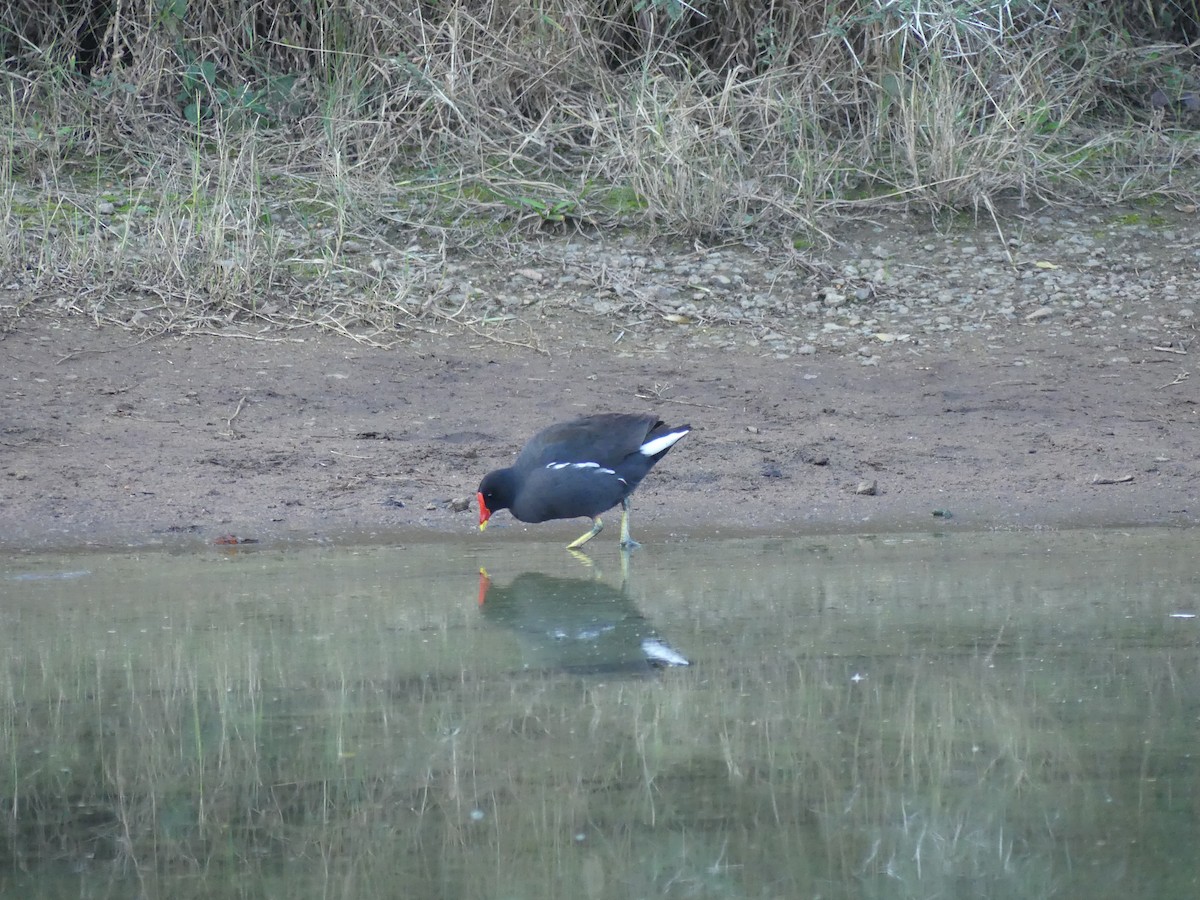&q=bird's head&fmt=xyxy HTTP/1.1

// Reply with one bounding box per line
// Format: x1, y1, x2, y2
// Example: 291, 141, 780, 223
476, 469, 512, 531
